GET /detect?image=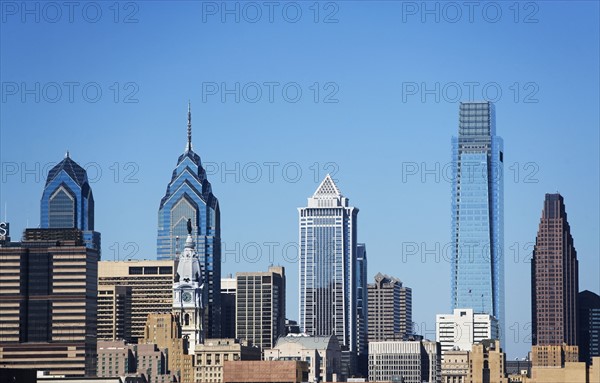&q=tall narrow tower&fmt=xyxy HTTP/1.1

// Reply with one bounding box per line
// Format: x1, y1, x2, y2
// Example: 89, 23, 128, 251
451, 101, 504, 345
298, 175, 358, 356
173, 219, 205, 351
531, 193, 579, 346
158, 103, 221, 337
